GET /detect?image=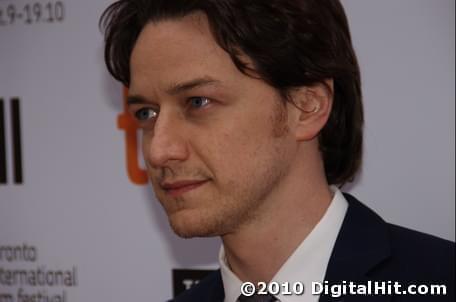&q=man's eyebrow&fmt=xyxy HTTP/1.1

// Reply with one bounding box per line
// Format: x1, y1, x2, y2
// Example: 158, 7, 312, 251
126, 77, 222, 105
126, 95, 150, 105
166, 76, 221, 95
